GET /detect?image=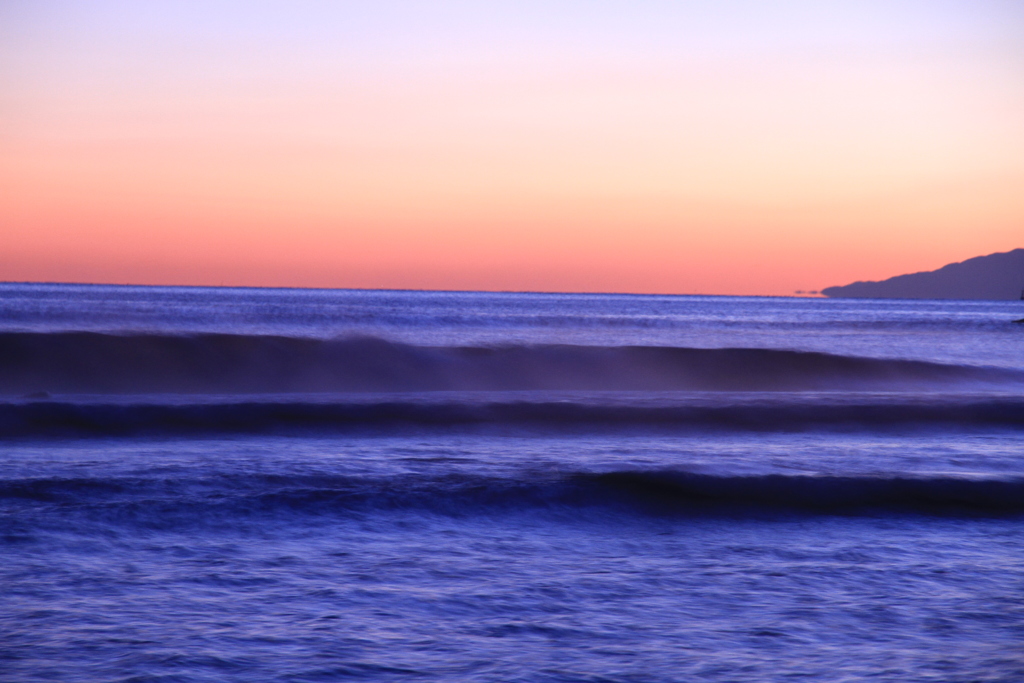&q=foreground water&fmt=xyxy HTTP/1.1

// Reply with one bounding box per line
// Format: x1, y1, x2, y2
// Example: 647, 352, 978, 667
1, 284, 1022, 682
